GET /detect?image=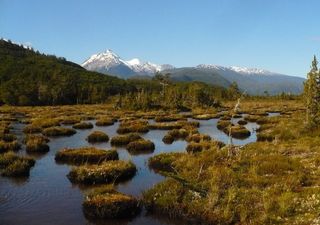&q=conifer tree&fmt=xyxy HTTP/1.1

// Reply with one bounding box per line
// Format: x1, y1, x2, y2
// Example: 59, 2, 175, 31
304, 55, 320, 126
